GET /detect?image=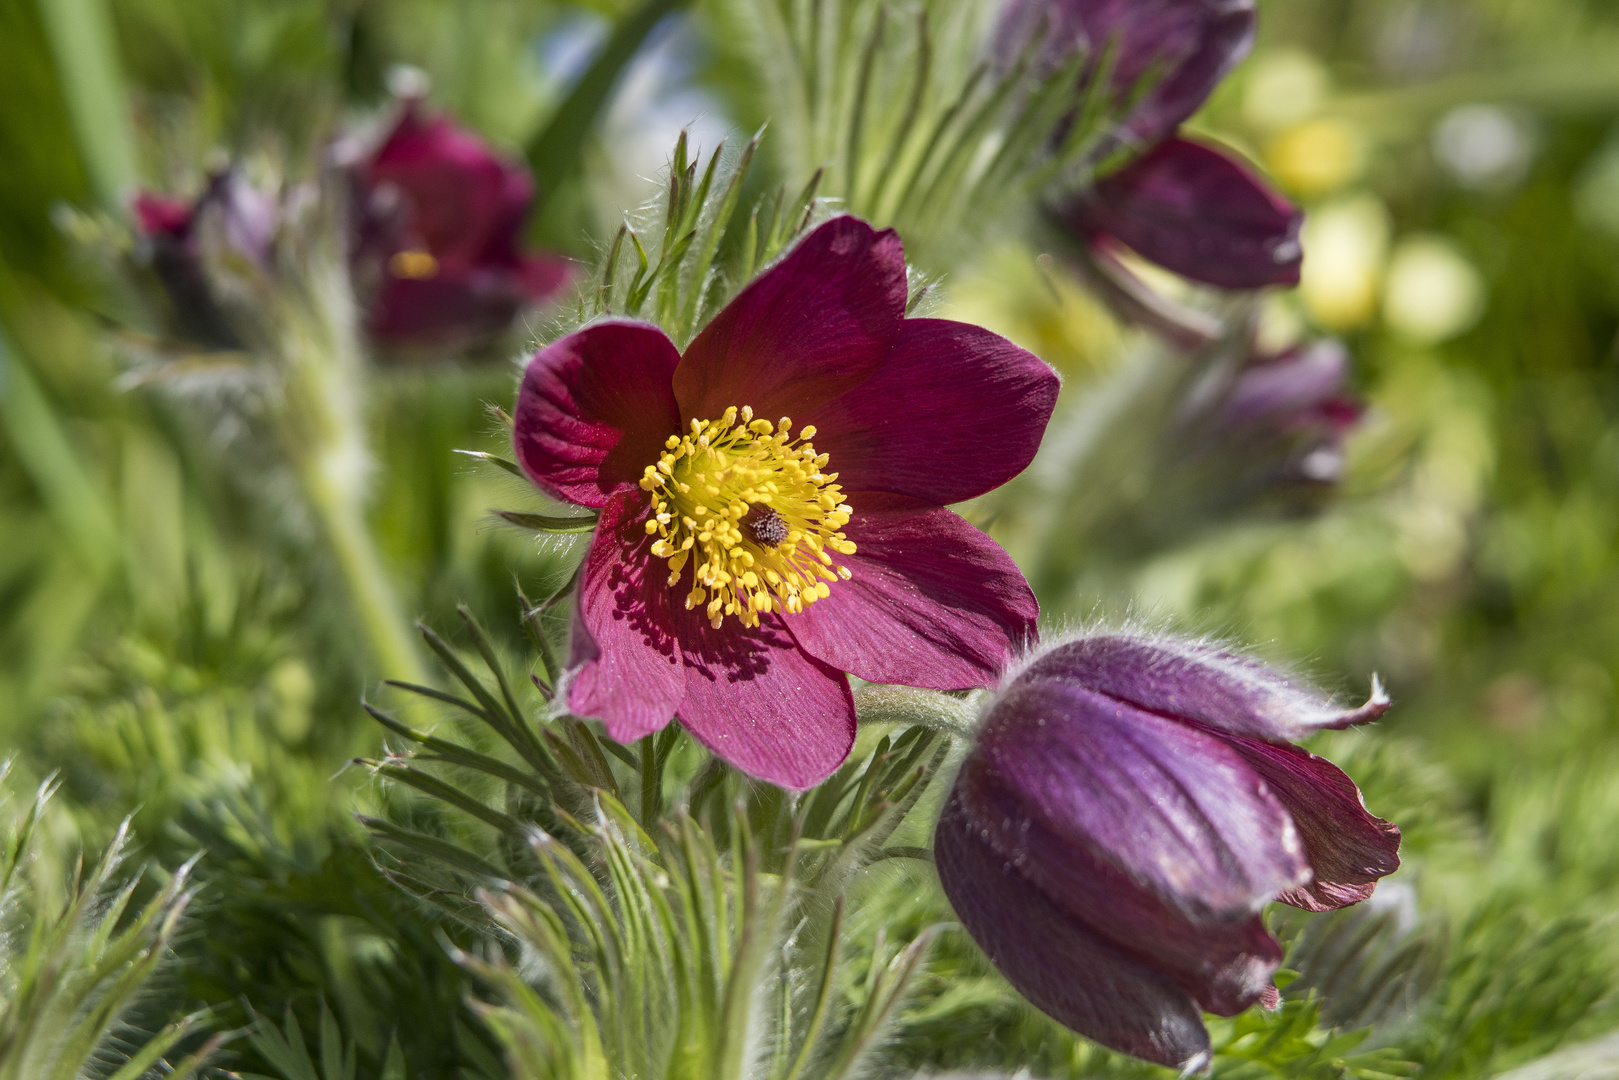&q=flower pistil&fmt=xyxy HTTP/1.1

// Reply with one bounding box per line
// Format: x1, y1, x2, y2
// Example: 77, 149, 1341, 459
639, 405, 857, 628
